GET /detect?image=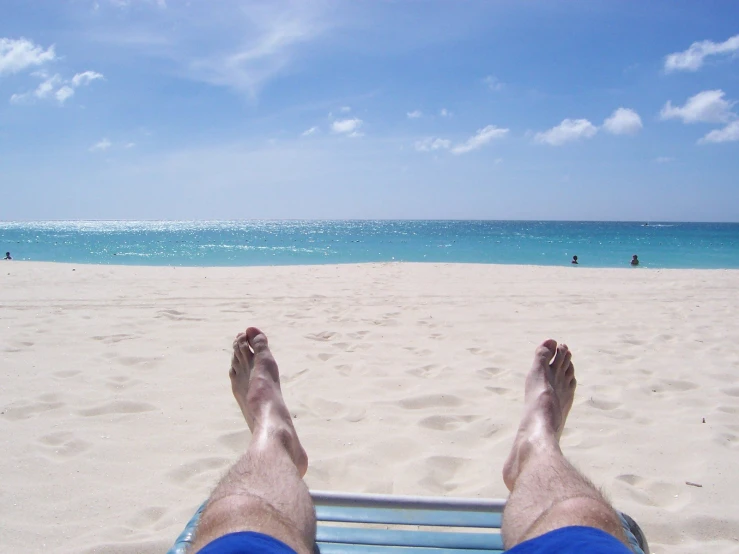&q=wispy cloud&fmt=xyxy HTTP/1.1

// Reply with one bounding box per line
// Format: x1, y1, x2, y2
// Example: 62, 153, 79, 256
186, 3, 331, 98
103, 0, 167, 9
660, 90, 735, 124
332, 118, 363, 136
407, 110, 422, 119
0, 37, 56, 76
665, 34, 739, 72
89, 138, 112, 152
302, 126, 319, 136
654, 156, 675, 163
699, 121, 739, 144
72, 70, 104, 87
603, 107, 643, 135
439, 108, 452, 117
451, 125, 508, 154
534, 119, 598, 146
9, 68, 104, 105
414, 137, 451, 152
483, 75, 504, 91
